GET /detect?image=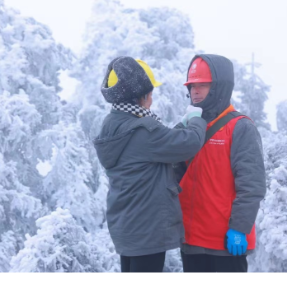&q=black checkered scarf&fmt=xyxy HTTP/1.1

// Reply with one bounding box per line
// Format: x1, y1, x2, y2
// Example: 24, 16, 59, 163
112, 103, 162, 123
